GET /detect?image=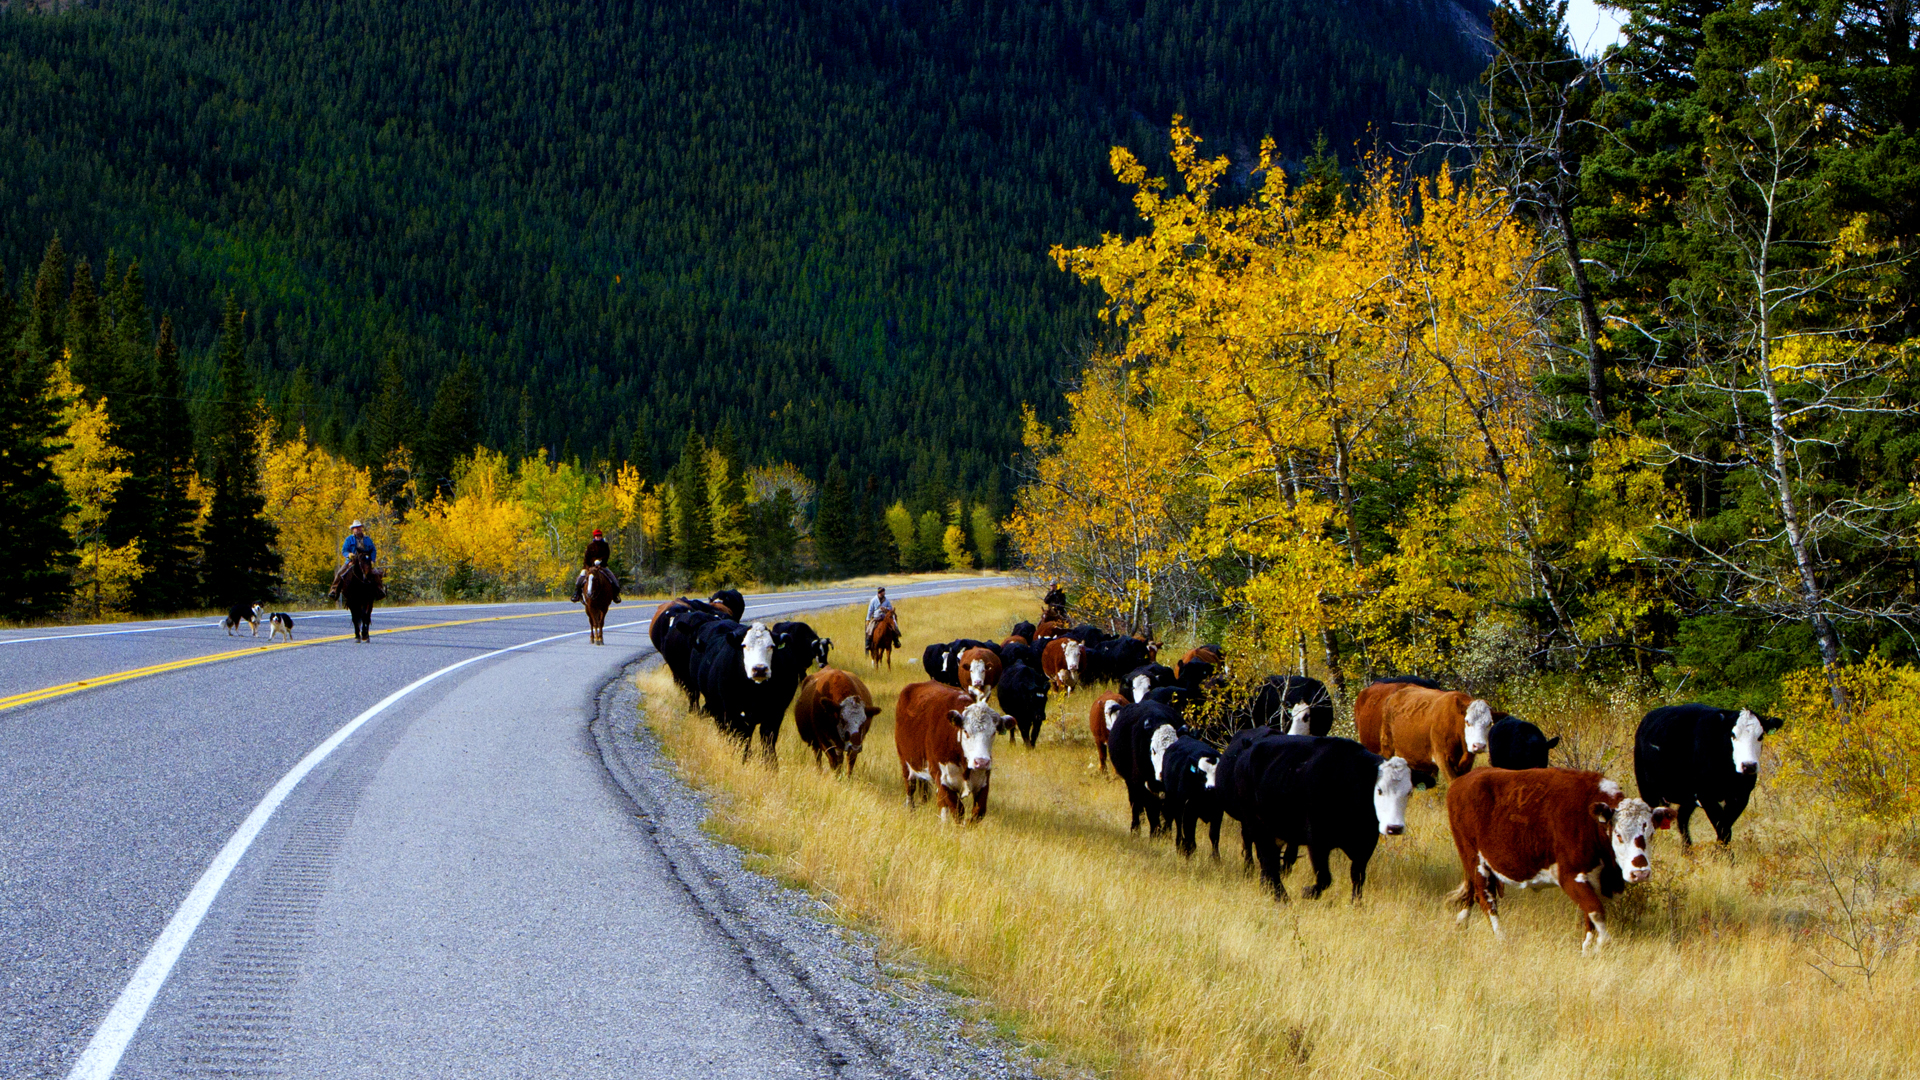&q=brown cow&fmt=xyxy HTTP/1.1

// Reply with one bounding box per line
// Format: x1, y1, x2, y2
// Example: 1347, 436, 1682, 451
1040, 637, 1085, 694
1448, 767, 1675, 951
1002, 634, 1030, 648
794, 667, 882, 774
1353, 677, 1441, 754
1175, 645, 1223, 682
1378, 686, 1496, 786
895, 681, 1010, 822
1034, 619, 1067, 641
1087, 691, 1128, 773
956, 646, 1003, 701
